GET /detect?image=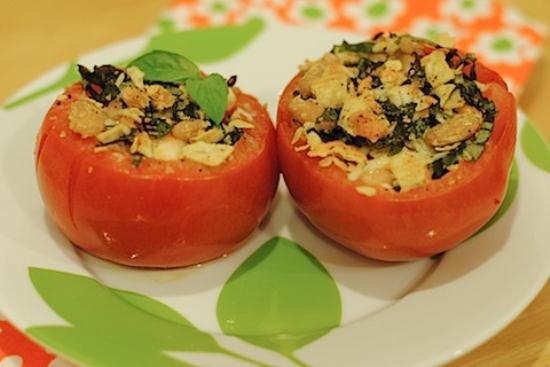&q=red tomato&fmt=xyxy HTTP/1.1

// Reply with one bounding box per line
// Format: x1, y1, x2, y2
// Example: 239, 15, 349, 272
36, 84, 278, 268
277, 64, 516, 261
